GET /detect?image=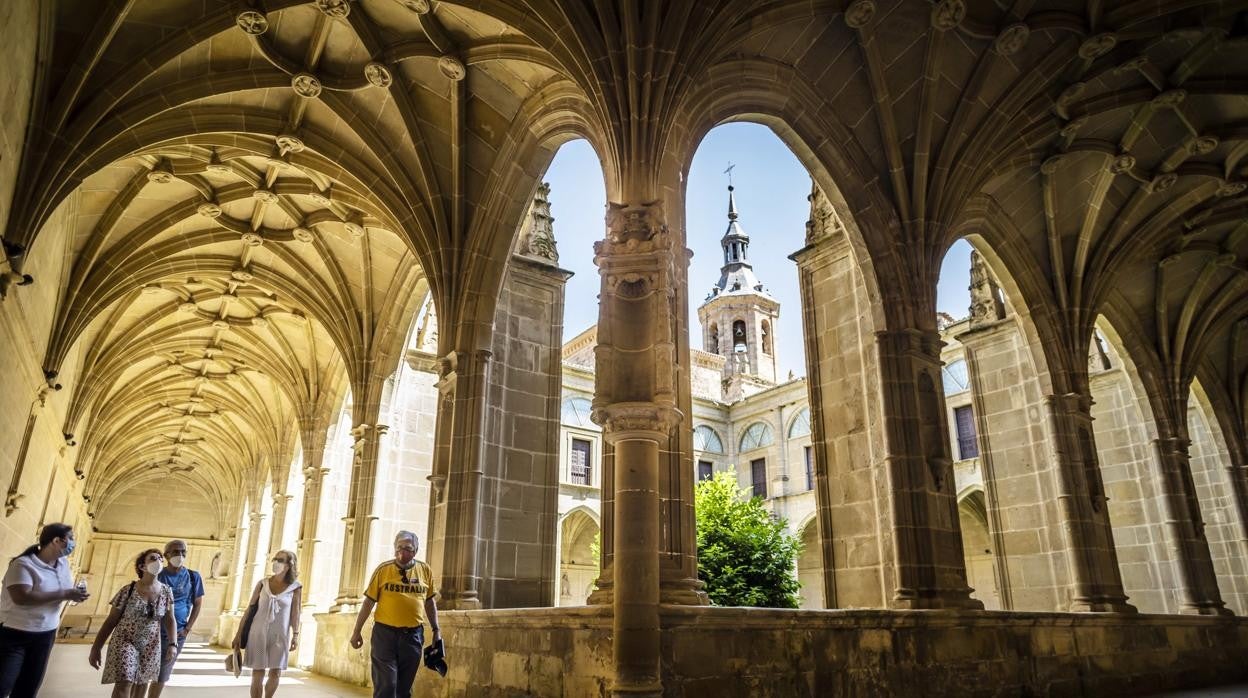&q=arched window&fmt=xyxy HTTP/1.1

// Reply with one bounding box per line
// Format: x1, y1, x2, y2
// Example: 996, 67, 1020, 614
693, 425, 724, 453
941, 359, 970, 396
560, 397, 595, 428
788, 407, 811, 438
708, 323, 719, 354
761, 320, 773, 355
733, 320, 747, 353
739, 422, 774, 452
